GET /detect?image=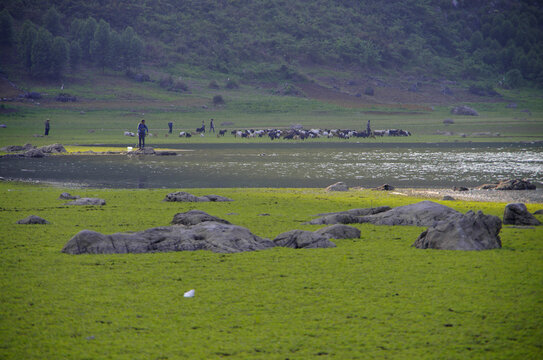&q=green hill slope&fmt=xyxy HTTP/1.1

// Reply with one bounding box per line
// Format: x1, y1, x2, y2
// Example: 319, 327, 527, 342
2, 0, 542, 86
